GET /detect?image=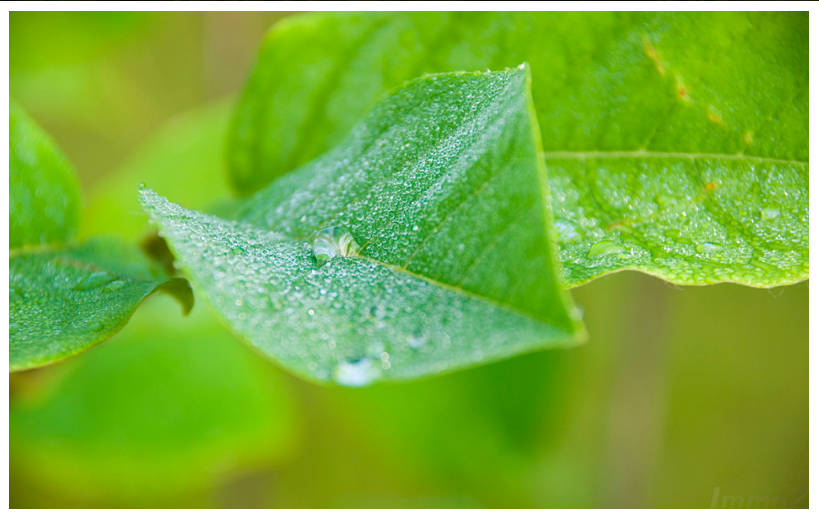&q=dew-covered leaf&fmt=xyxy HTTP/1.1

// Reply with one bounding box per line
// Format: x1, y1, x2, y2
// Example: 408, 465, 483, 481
228, 12, 808, 288
548, 153, 808, 287
10, 237, 193, 371
142, 67, 584, 385
9, 103, 193, 371
10, 100, 81, 249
